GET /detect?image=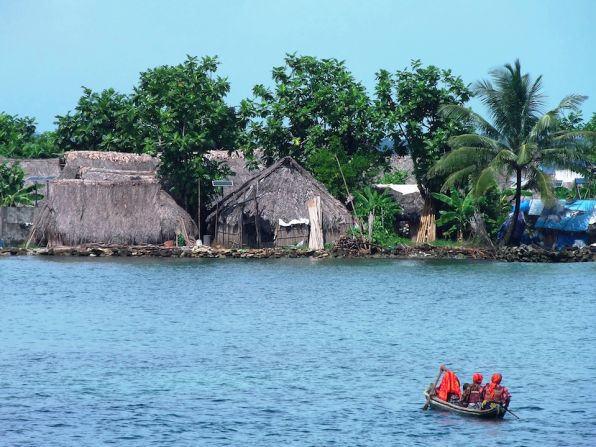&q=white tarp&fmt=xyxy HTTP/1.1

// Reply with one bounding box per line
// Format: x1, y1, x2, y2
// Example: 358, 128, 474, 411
278, 218, 309, 227
376, 184, 420, 195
